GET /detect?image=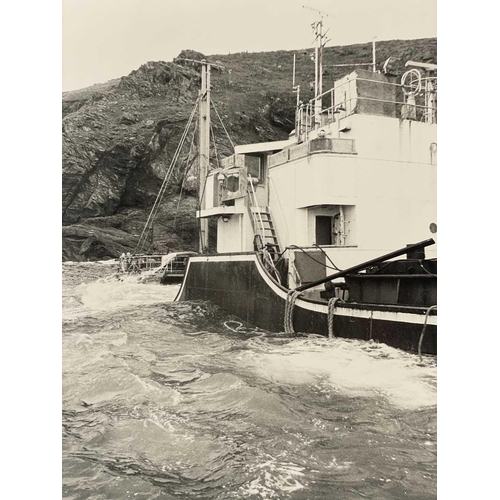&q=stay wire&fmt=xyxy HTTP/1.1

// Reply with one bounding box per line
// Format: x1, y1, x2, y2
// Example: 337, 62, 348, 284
135, 97, 200, 253
174, 120, 198, 228
211, 100, 235, 150
210, 120, 221, 169
313, 243, 342, 271
137, 97, 200, 250
136, 101, 198, 252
